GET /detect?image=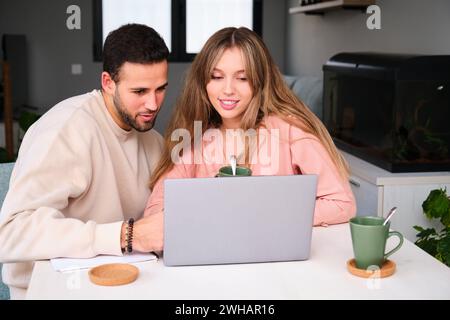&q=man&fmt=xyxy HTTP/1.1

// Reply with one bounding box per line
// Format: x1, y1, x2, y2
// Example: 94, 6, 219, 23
0, 24, 168, 299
